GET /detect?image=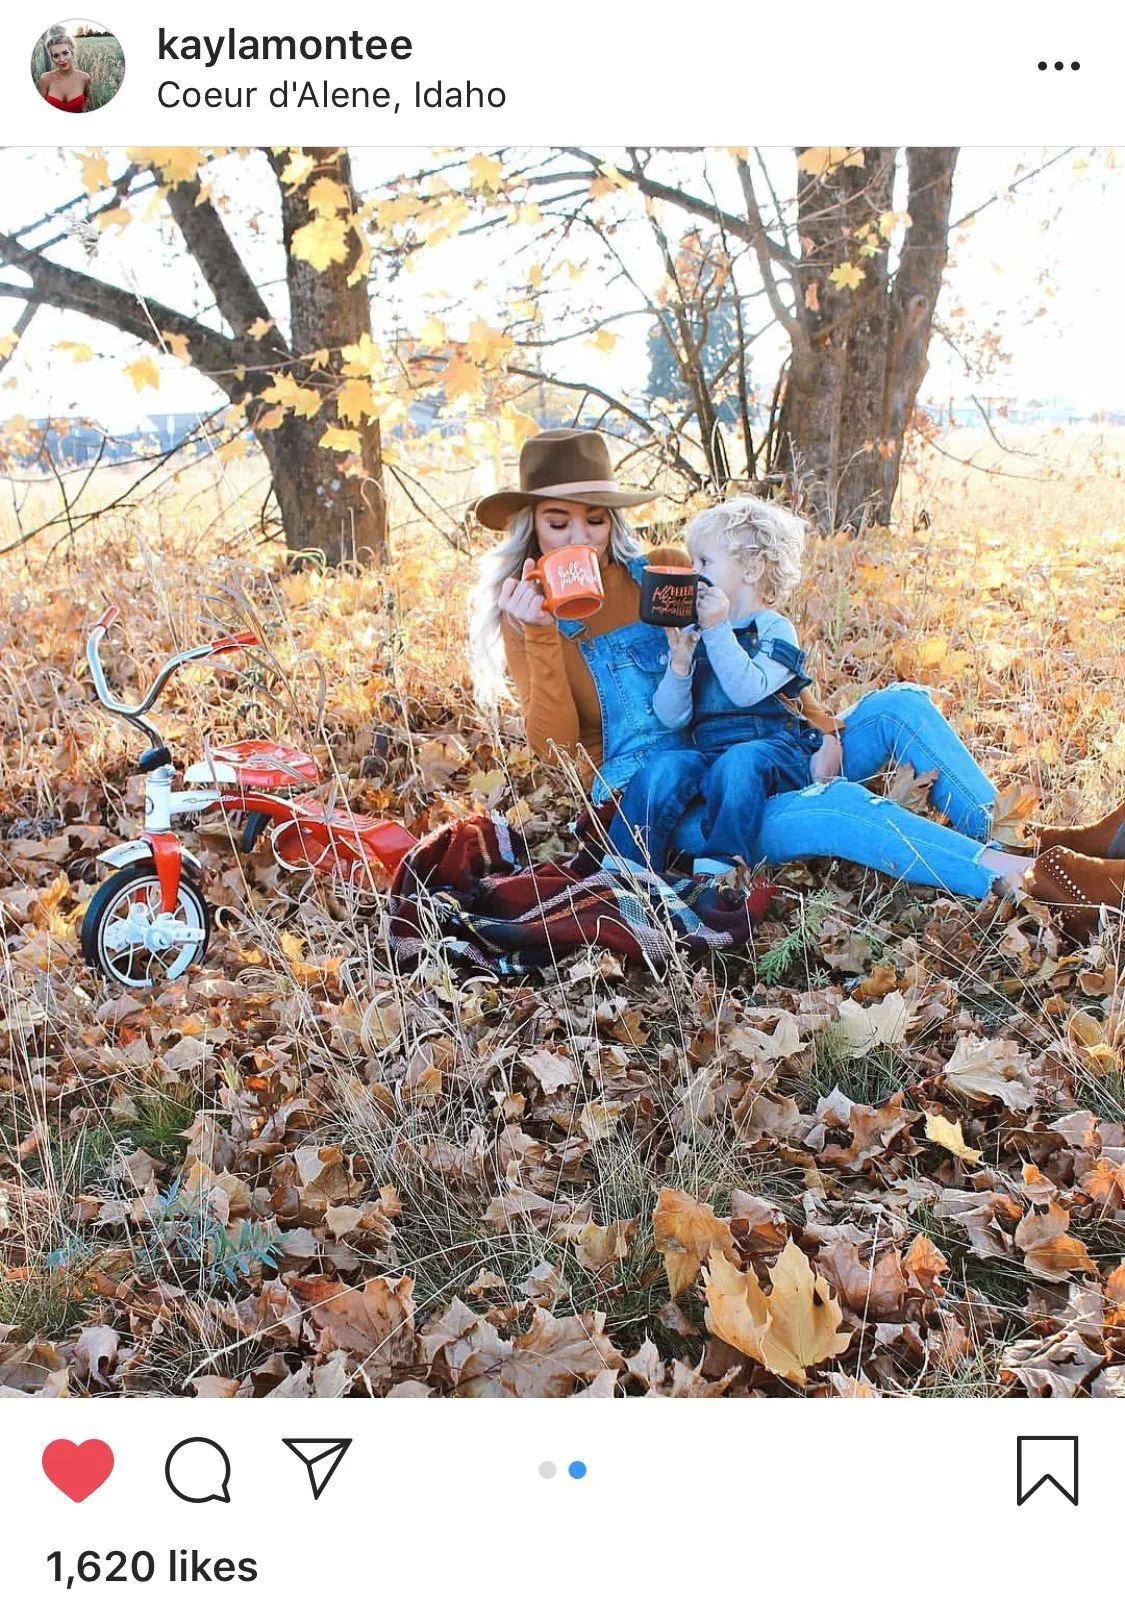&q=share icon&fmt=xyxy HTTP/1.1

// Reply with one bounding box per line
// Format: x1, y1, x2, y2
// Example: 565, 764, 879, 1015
283, 1438, 353, 1501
